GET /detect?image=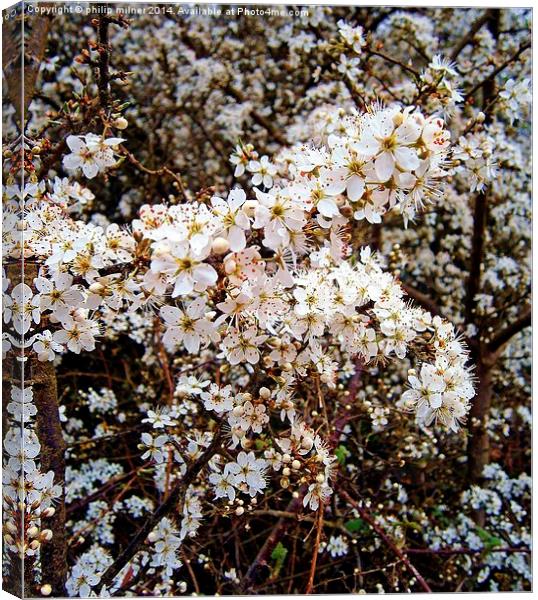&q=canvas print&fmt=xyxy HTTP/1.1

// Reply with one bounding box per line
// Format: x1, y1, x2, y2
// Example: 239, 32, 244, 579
1, 2, 531, 597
